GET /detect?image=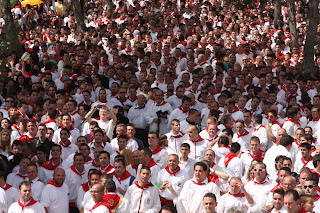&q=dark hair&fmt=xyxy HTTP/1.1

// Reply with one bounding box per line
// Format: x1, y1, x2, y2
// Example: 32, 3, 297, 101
194, 161, 208, 171
99, 151, 110, 159
104, 179, 116, 192
280, 135, 294, 147
220, 136, 229, 147
181, 143, 190, 149
230, 142, 240, 153
284, 189, 299, 201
